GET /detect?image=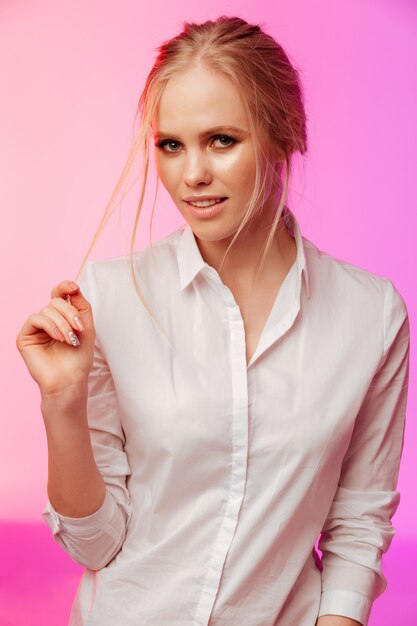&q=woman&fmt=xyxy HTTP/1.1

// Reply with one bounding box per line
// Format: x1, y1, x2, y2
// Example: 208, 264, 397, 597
16, 16, 410, 626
